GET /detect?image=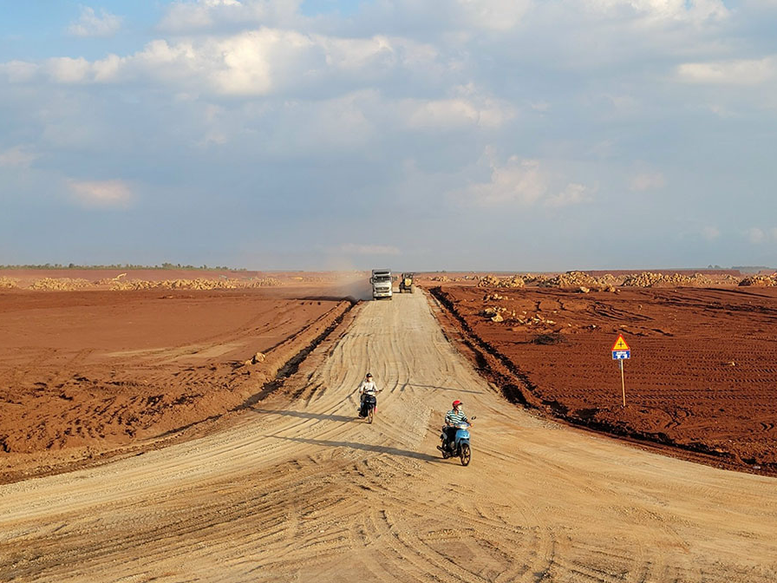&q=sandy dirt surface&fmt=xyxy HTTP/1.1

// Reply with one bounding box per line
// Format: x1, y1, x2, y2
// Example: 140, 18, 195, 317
2, 291, 776, 582
0, 288, 354, 481
429, 285, 777, 474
